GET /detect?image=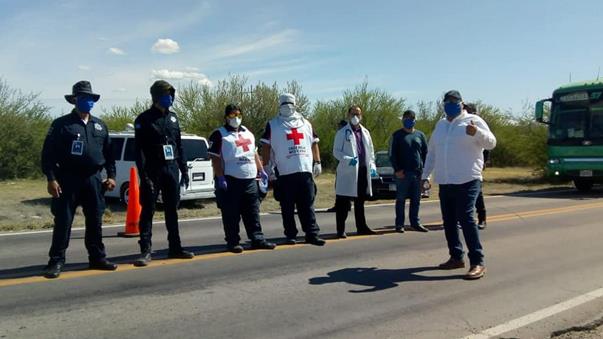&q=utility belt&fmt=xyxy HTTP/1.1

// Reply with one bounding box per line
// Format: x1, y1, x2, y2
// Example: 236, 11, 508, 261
56, 165, 102, 179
